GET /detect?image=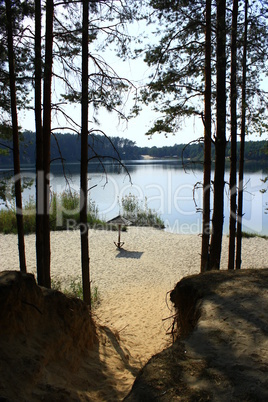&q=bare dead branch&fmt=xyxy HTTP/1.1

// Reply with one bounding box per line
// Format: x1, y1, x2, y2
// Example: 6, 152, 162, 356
0, 142, 13, 151
51, 132, 72, 194
182, 137, 204, 173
